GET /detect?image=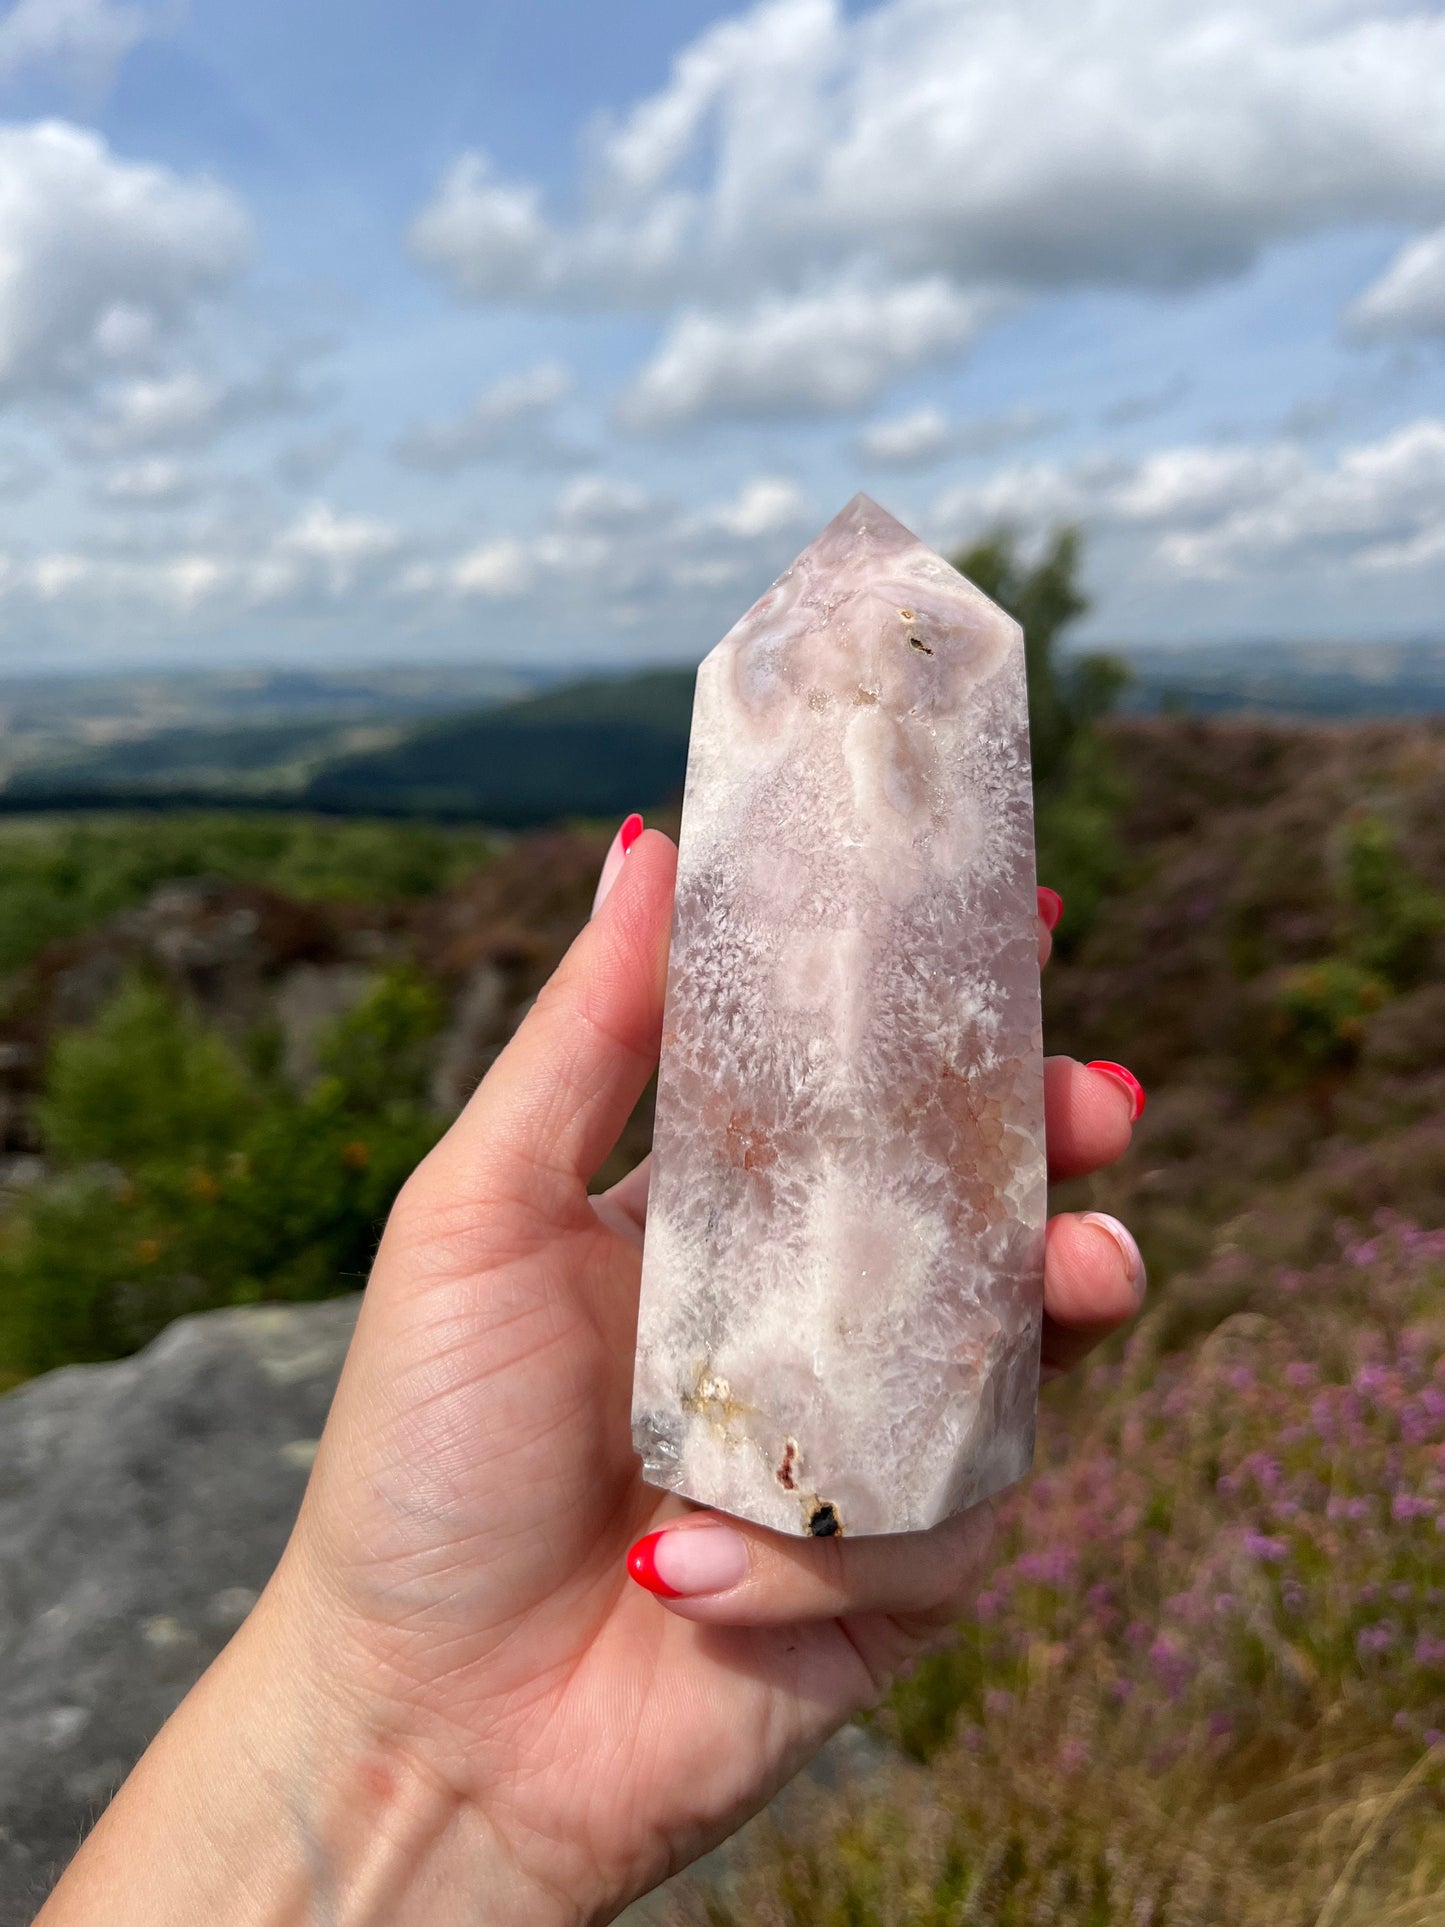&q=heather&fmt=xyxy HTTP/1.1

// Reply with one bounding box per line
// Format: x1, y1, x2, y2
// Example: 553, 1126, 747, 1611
678, 1220, 1445, 1925
670, 718, 1445, 1923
